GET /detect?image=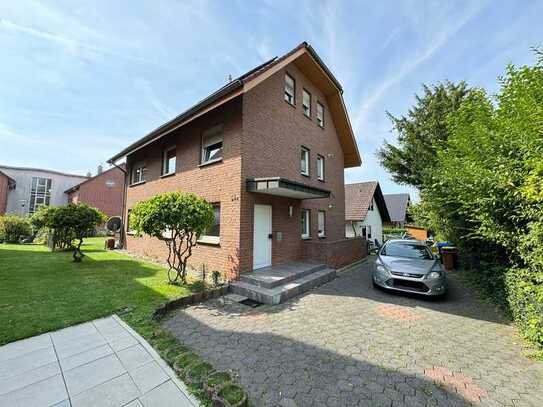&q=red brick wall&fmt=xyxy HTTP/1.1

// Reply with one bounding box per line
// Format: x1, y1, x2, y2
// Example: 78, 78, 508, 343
303, 237, 367, 269
0, 173, 8, 215
239, 61, 347, 272
124, 97, 243, 279
67, 167, 125, 218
